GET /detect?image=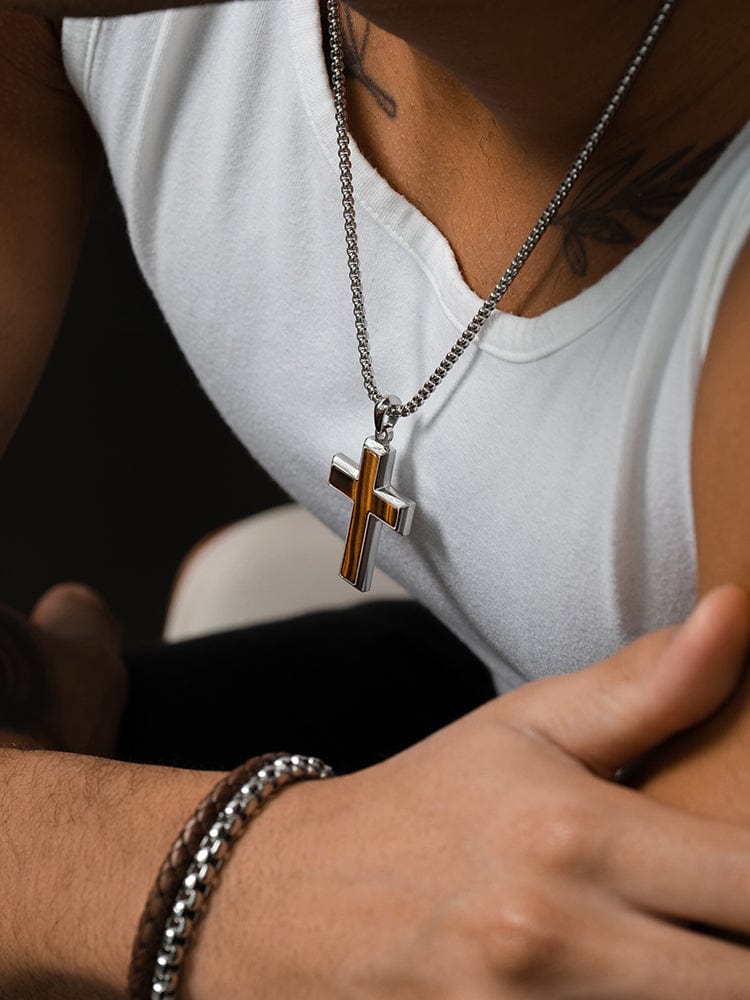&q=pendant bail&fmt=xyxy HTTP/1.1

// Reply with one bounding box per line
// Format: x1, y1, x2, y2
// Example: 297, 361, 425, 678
374, 395, 401, 445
